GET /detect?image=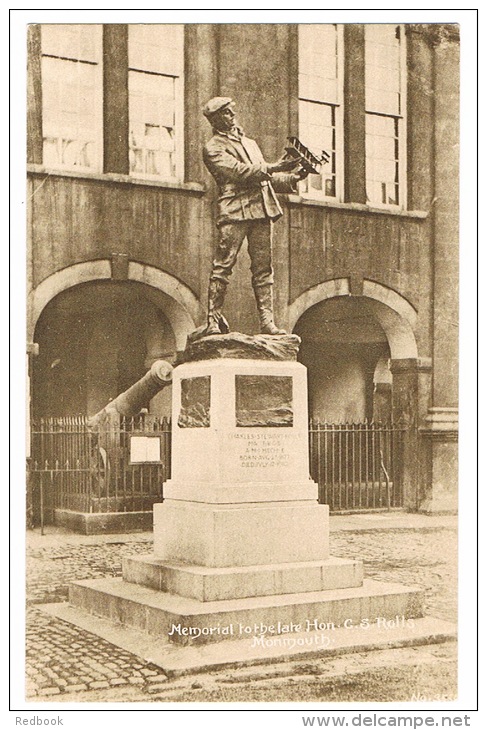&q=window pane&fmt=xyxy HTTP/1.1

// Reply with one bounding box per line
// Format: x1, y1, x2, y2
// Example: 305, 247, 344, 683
366, 114, 396, 138
41, 55, 100, 170
299, 100, 336, 198
365, 24, 401, 115
128, 26, 183, 179
129, 24, 184, 76
41, 24, 101, 63
129, 70, 177, 178
366, 114, 400, 206
298, 25, 342, 200
366, 133, 396, 162
299, 24, 339, 103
